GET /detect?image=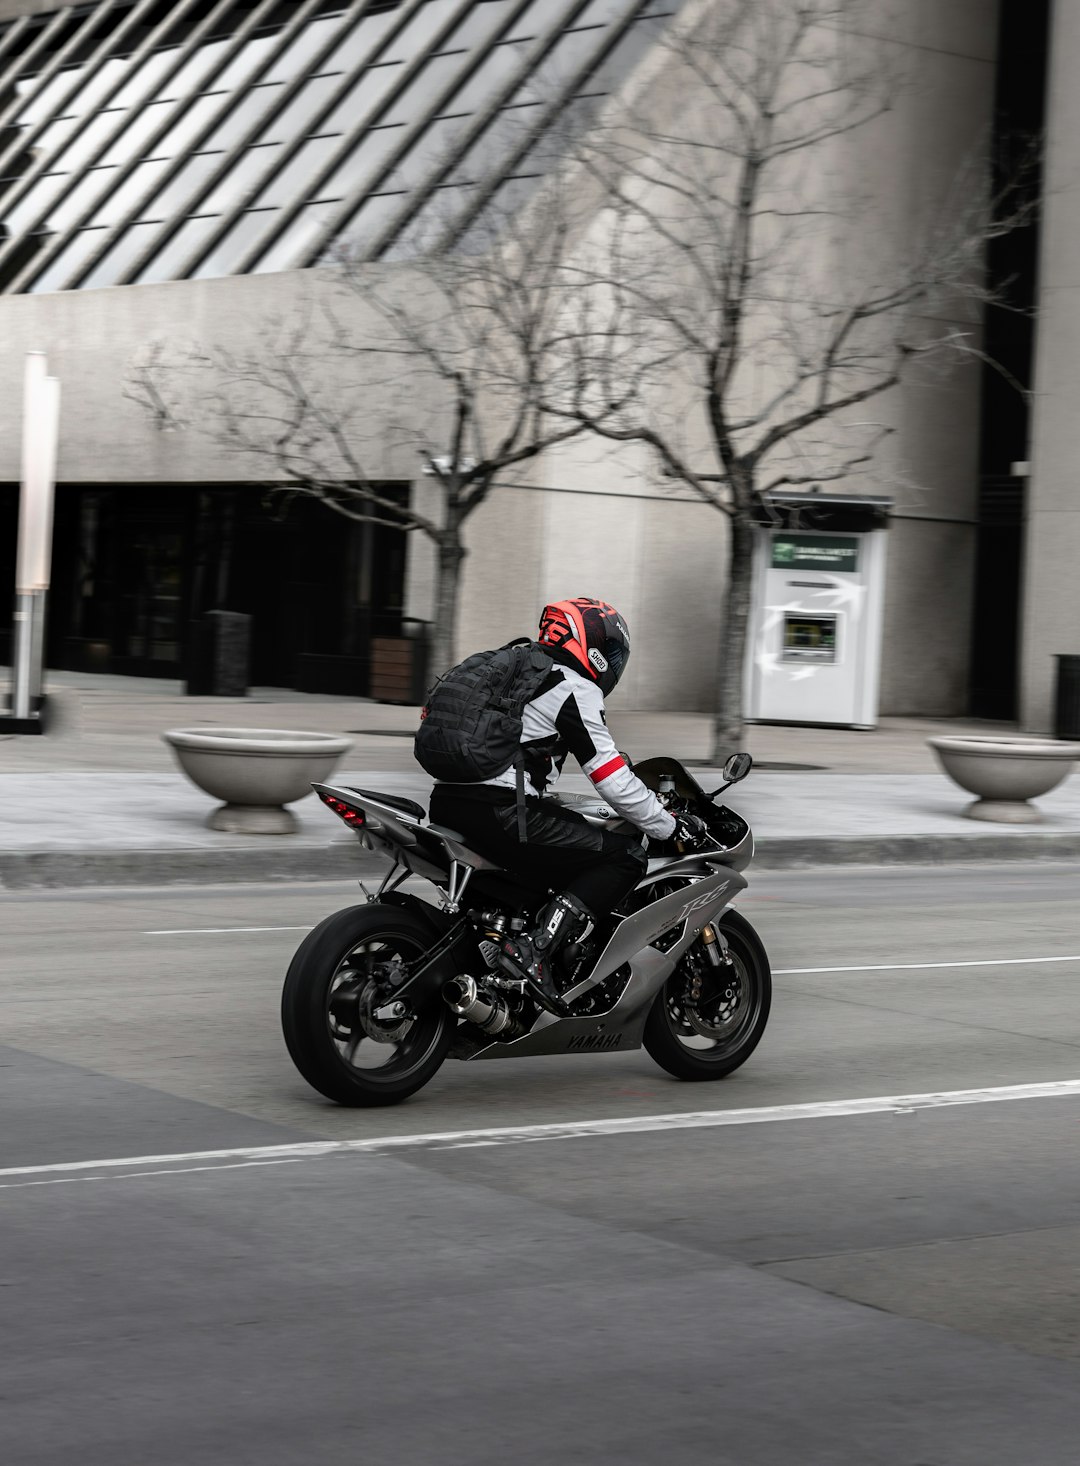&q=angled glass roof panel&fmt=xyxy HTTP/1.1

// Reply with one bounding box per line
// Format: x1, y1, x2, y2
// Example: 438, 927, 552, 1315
252, 198, 341, 272
380, 112, 472, 189
134, 151, 223, 220
81, 218, 163, 289
380, 0, 468, 63
512, 29, 605, 104
199, 83, 287, 150
135, 213, 224, 283
263, 11, 352, 83
319, 61, 406, 135
568, 0, 634, 27
379, 51, 471, 127
2, 0, 683, 293
28, 228, 110, 294
312, 125, 407, 200
63, 56, 131, 117
253, 134, 342, 208
190, 206, 282, 278
320, 7, 407, 73
379, 179, 475, 258
443, 101, 542, 184
111, 47, 183, 110
261, 73, 343, 141
200, 141, 285, 212
0, 171, 68, 235
584, 10, 668, 91
52, 114, 125, 174
157, 37, 233, 101
432, 39, 529, 118
440, 0, 518, 53
34, 117, 80, 162
89, 158, 172, 227
503, 0, 573, 41
48, 167, 122, 233
215, 34, 284, 92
